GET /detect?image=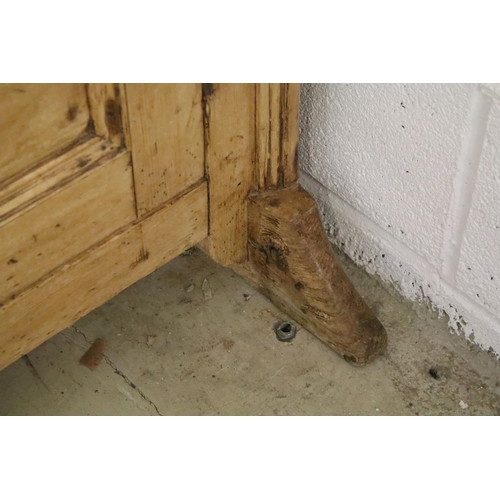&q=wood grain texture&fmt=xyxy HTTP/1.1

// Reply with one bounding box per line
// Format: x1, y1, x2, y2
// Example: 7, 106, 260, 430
238, 184, 387, 365
0, 181, 208, 371
125, 84, 205, 215
255, 83, 299, 190
86, 84, 126, 143
0, 137, 122, 221
0, 84, 129, 221
200, 83, 255, 266
0, 84, 90, 184
0, 153, 136, 304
